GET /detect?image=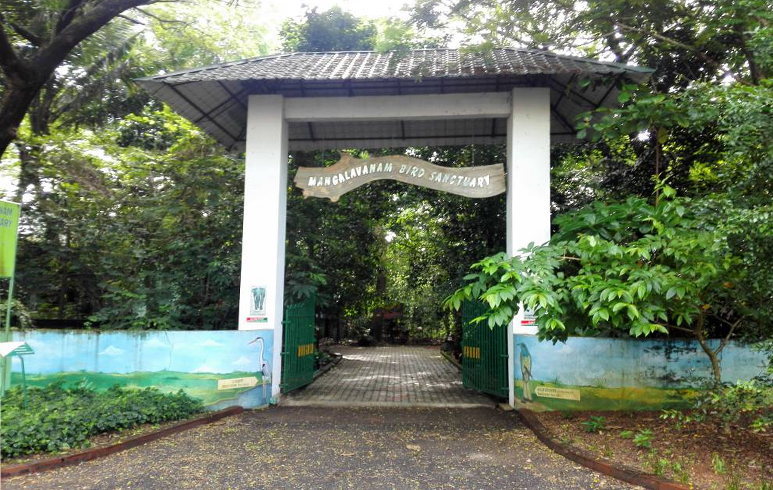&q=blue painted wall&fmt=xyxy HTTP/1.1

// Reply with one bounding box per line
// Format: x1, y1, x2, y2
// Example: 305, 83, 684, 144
513, 335, 768, 411
9, 329, 274, 409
